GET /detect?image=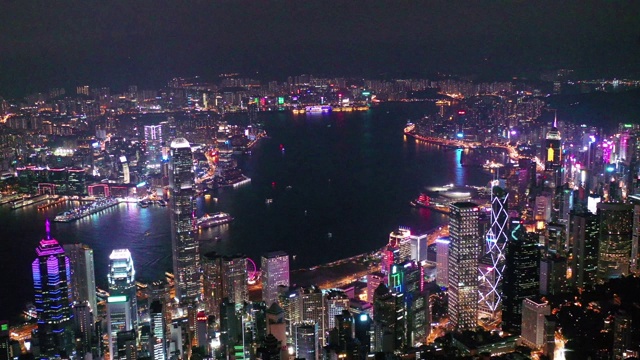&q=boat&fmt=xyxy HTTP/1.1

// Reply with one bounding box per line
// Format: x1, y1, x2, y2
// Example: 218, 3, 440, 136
157, 200, 167, 207
138, 200, 150, 208
196, 212, 233, 229
54, 197, 120, 222
410, 193, 430, 208
265, 198, 273, 204
305, 105, 332, 113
